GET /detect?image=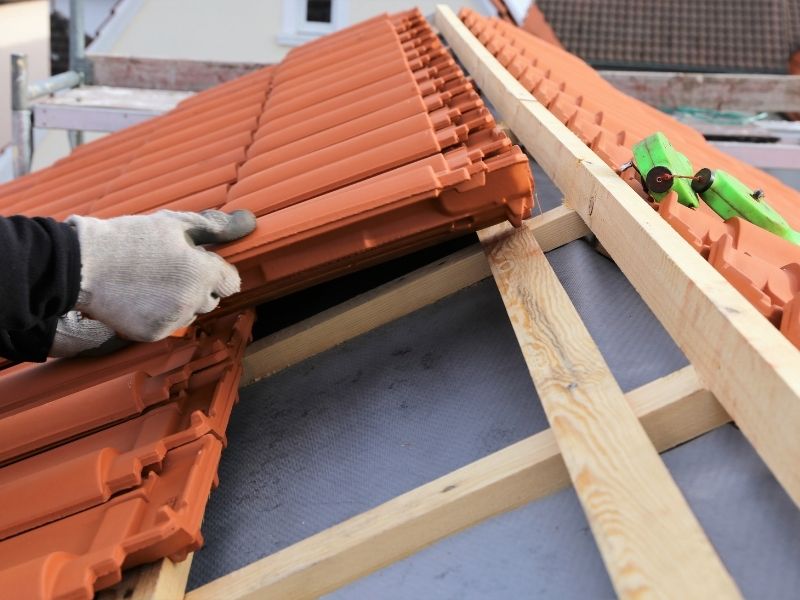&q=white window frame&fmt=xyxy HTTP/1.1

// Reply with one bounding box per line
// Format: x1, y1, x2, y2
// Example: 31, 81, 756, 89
278, 0, 349, 47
